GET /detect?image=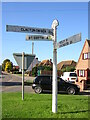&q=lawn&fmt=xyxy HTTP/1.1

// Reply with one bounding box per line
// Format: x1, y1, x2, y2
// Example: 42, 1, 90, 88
2, 93, 89, 119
